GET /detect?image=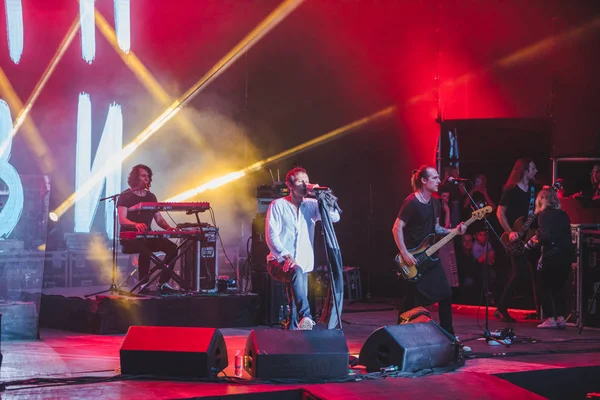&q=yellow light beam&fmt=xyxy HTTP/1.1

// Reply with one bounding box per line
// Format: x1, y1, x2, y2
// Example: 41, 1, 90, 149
94, 10, 206, 149
52, 0, 305, 219
0, 19, 79, 197
1, 19, 80, 159
167, 106, 397, 202
0, 68, 69, 196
